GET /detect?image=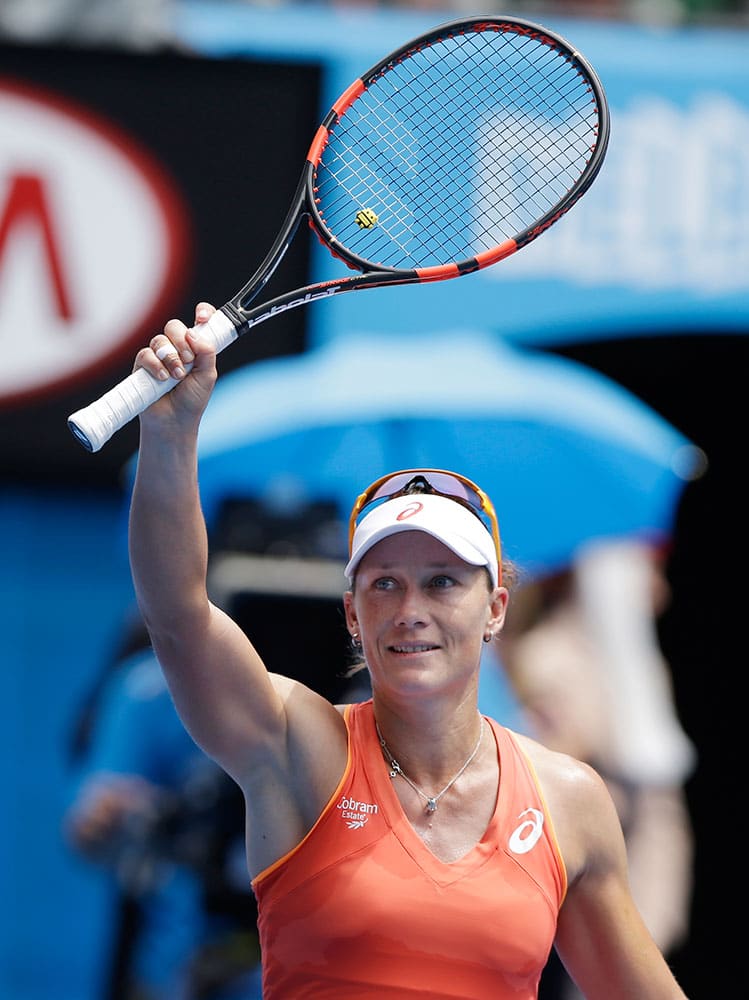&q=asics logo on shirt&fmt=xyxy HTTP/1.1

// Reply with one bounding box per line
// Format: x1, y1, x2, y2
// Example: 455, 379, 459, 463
337, 794, 379, 830
508, 808, 545, 854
